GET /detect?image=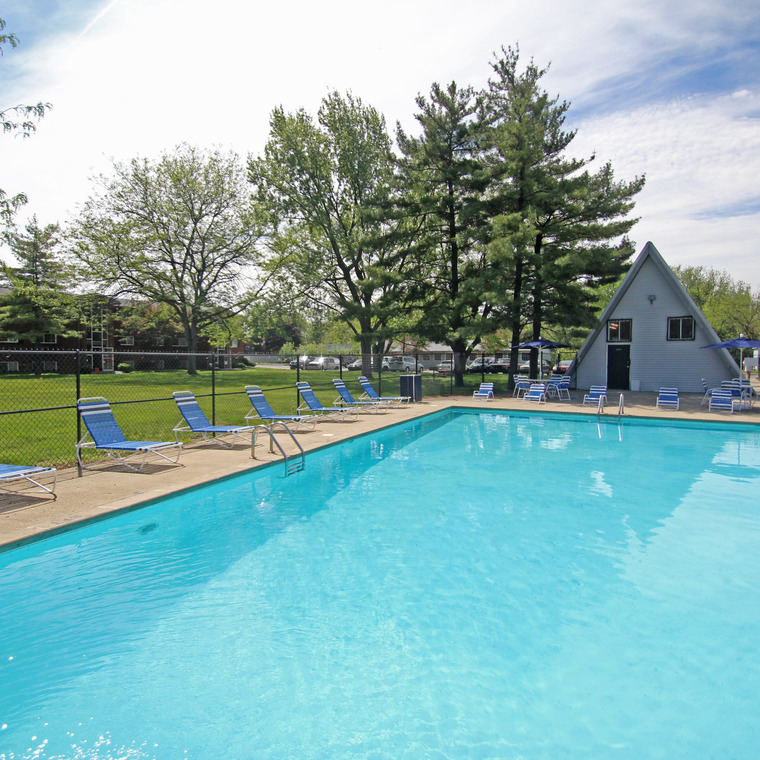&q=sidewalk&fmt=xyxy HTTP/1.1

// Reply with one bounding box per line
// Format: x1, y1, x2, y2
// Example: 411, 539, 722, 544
2, 388, 758, 549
